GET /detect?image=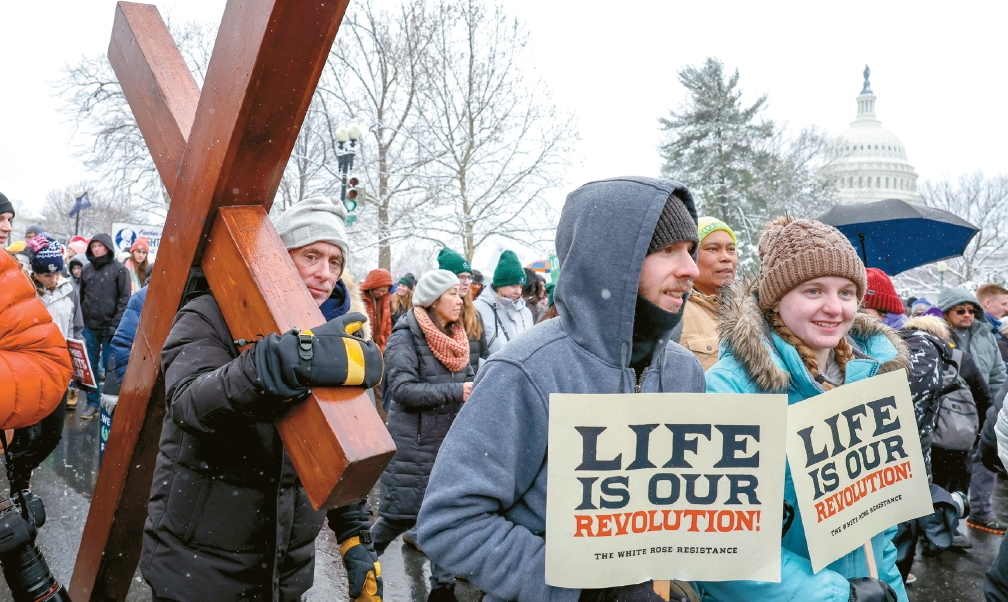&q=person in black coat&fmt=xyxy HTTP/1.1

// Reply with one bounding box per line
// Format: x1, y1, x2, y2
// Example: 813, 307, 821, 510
140, 196, 385, 602
372, 270, 475, 602
78, 233, 130, 419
